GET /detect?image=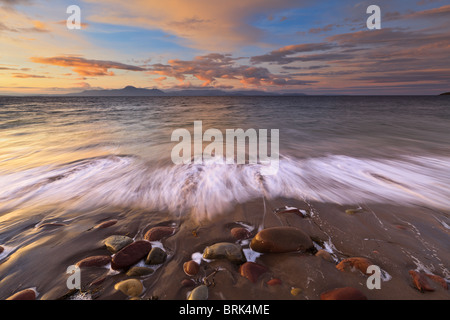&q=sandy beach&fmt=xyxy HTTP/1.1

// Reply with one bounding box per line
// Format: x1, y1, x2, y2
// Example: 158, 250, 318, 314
1, 196, 448, 300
